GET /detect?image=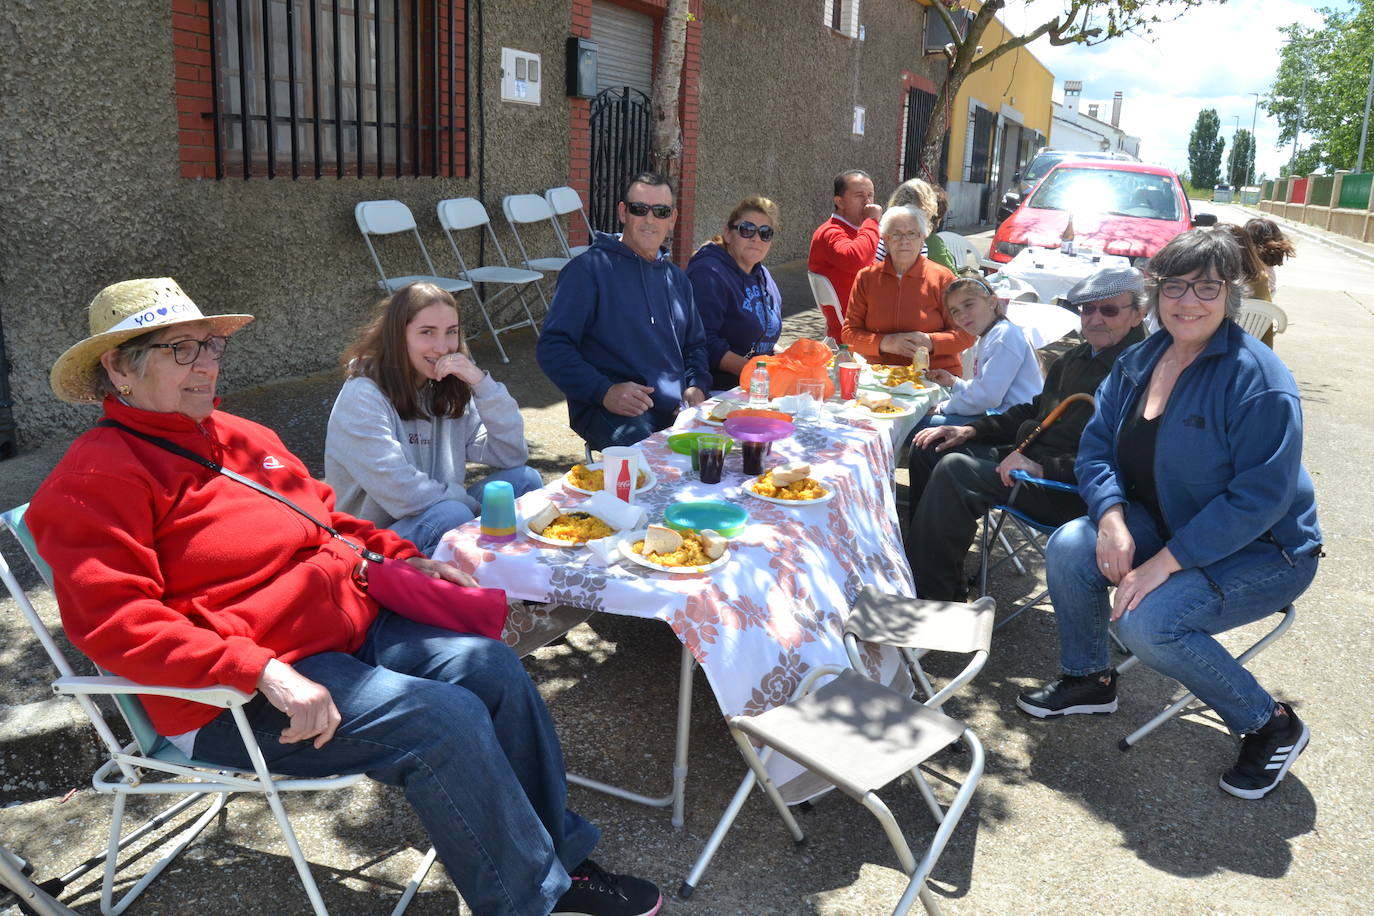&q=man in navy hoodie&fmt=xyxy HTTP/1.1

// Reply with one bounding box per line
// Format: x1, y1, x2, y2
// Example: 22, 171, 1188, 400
538, 172, 711, 450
